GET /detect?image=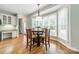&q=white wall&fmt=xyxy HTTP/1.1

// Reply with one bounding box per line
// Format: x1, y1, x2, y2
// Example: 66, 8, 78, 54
26, 16, 32, 29
70, 5, 79, 49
